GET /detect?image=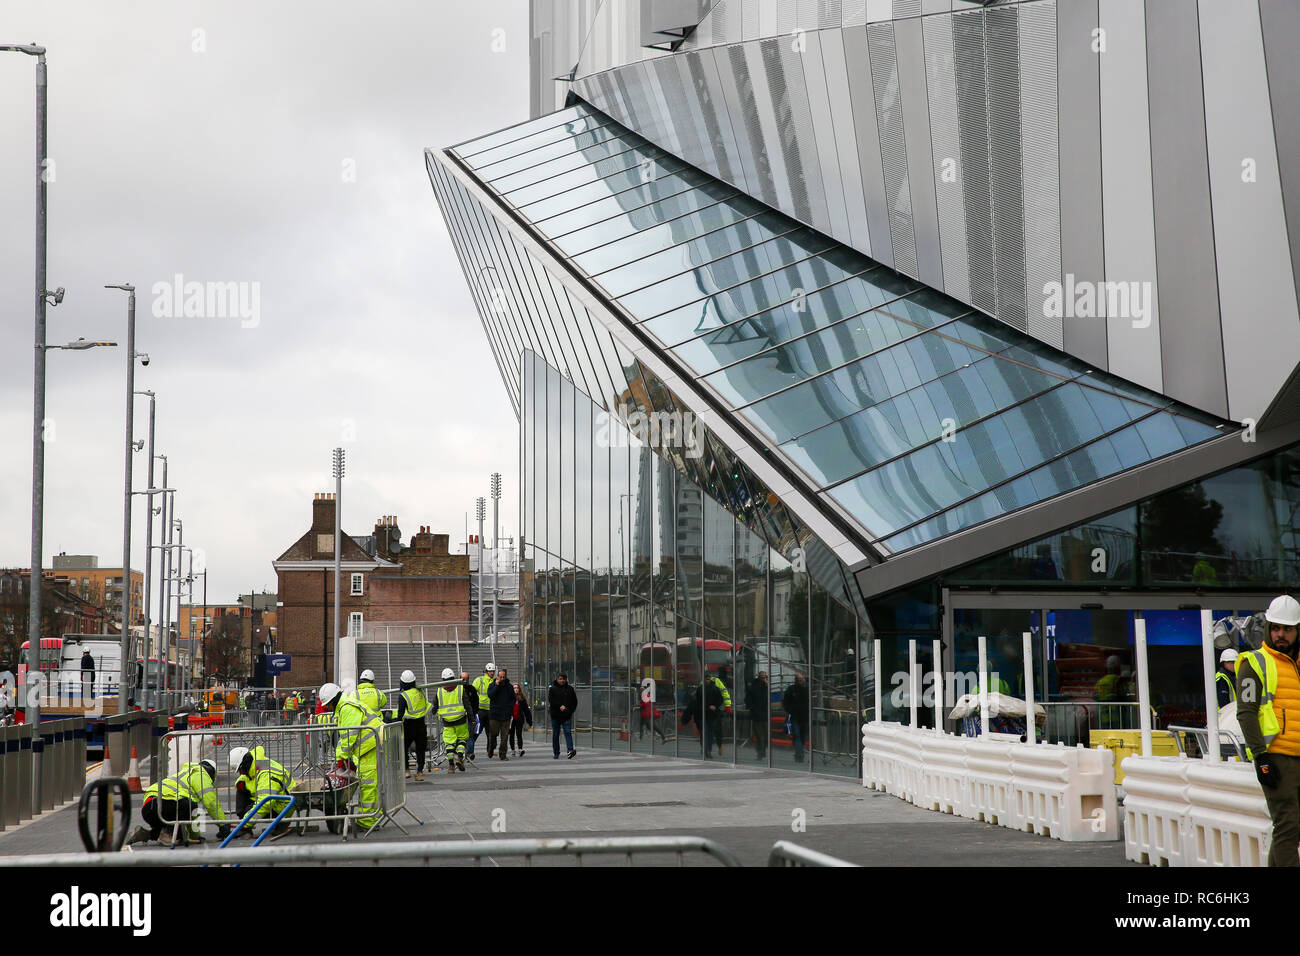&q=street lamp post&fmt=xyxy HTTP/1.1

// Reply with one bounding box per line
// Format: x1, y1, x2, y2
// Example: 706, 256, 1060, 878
4, 39, 50, 737
332, 448, 344, 683
136, 393, 156, 702
107, 283, 138, 714
491, 473, 501, 662
476, 497, 486, 646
